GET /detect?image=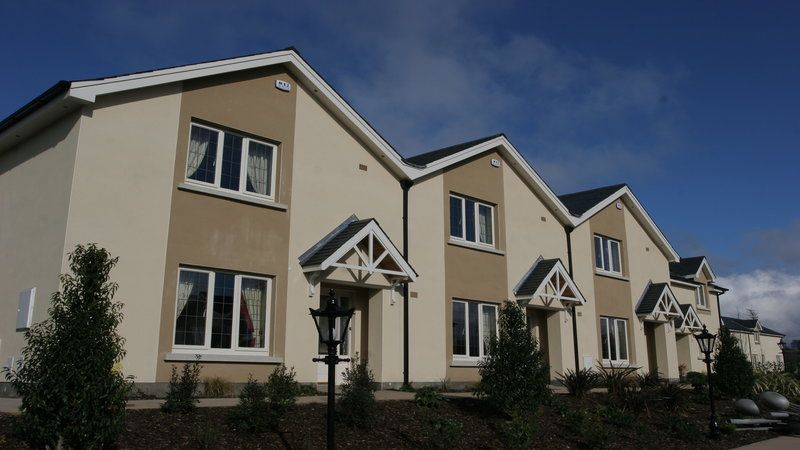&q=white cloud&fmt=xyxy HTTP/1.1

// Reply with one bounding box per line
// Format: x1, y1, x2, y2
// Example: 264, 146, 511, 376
718, 270, 800, 343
